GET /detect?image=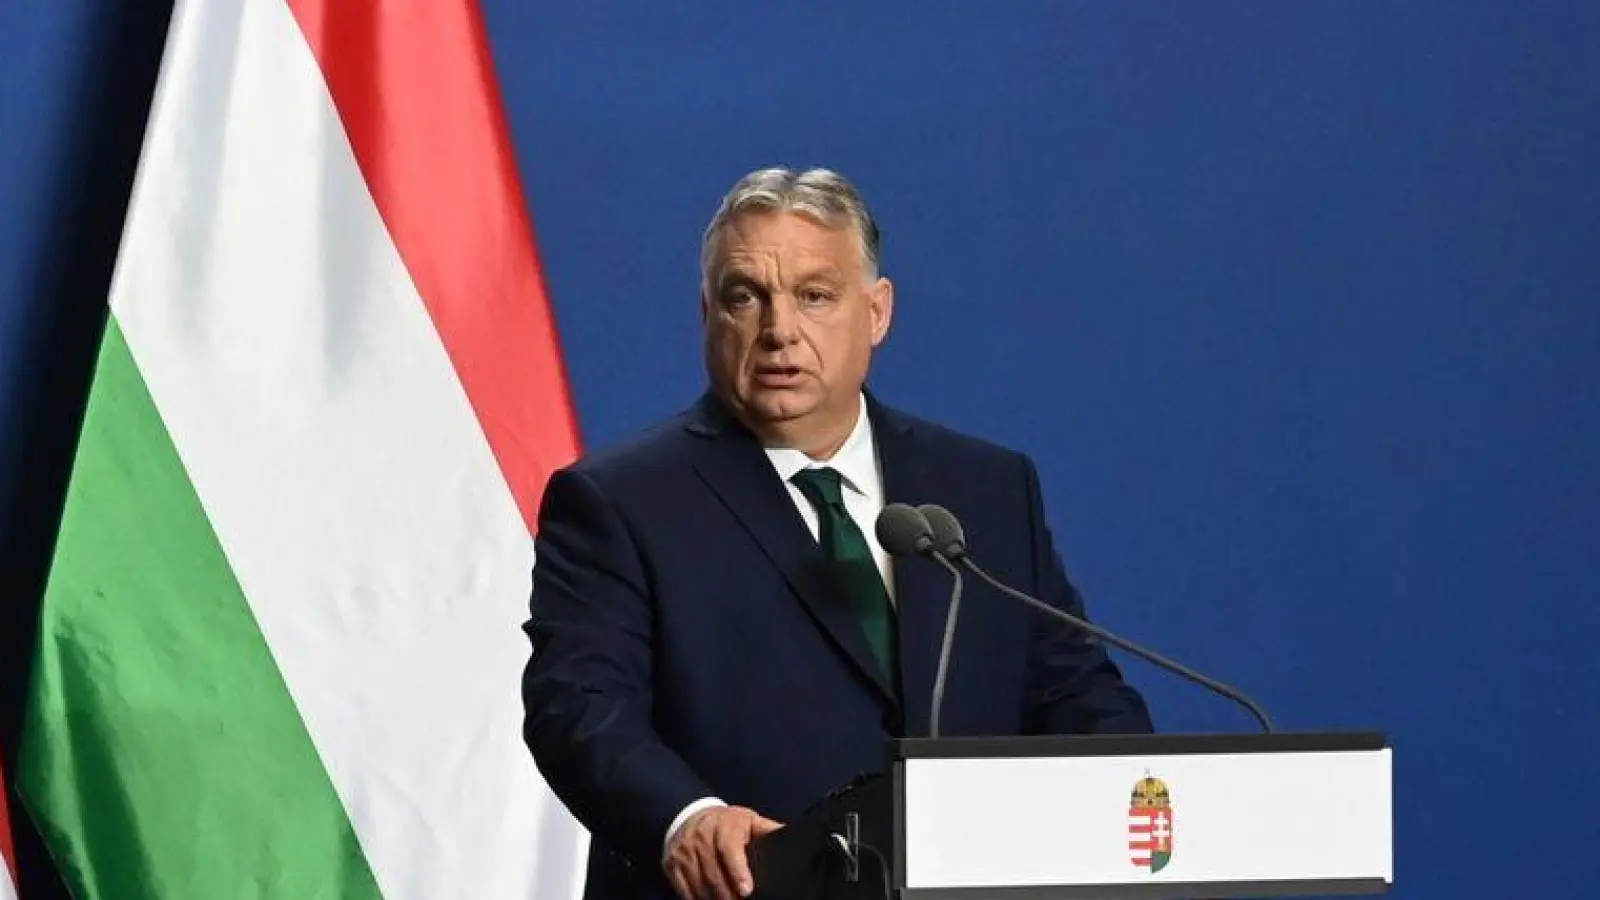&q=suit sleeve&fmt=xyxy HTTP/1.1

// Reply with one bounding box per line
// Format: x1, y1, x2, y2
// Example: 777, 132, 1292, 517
521, 466, 715, 867
1017, 454, 1156, 735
